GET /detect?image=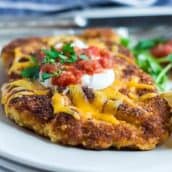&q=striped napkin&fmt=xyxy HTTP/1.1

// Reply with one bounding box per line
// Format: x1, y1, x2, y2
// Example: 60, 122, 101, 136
0, 0, 163, 15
